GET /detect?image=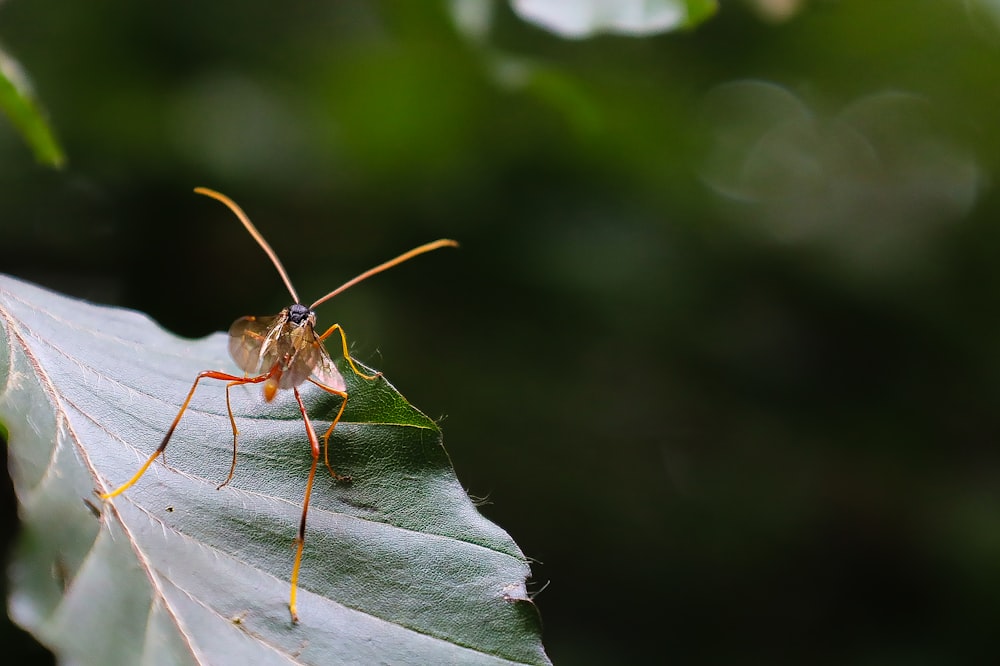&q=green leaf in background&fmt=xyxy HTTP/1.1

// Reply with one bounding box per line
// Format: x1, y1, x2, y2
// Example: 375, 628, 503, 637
0, 46, 65, 168
0, 274, 549, 666
509, 0, 718, 38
